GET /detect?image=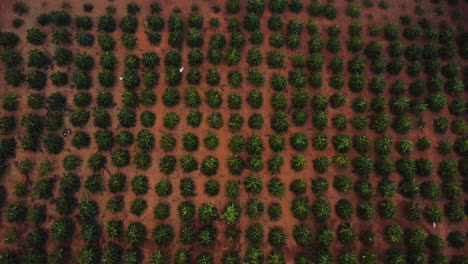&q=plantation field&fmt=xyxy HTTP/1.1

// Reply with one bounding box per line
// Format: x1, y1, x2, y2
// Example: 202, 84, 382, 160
0, 0, 467, 263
